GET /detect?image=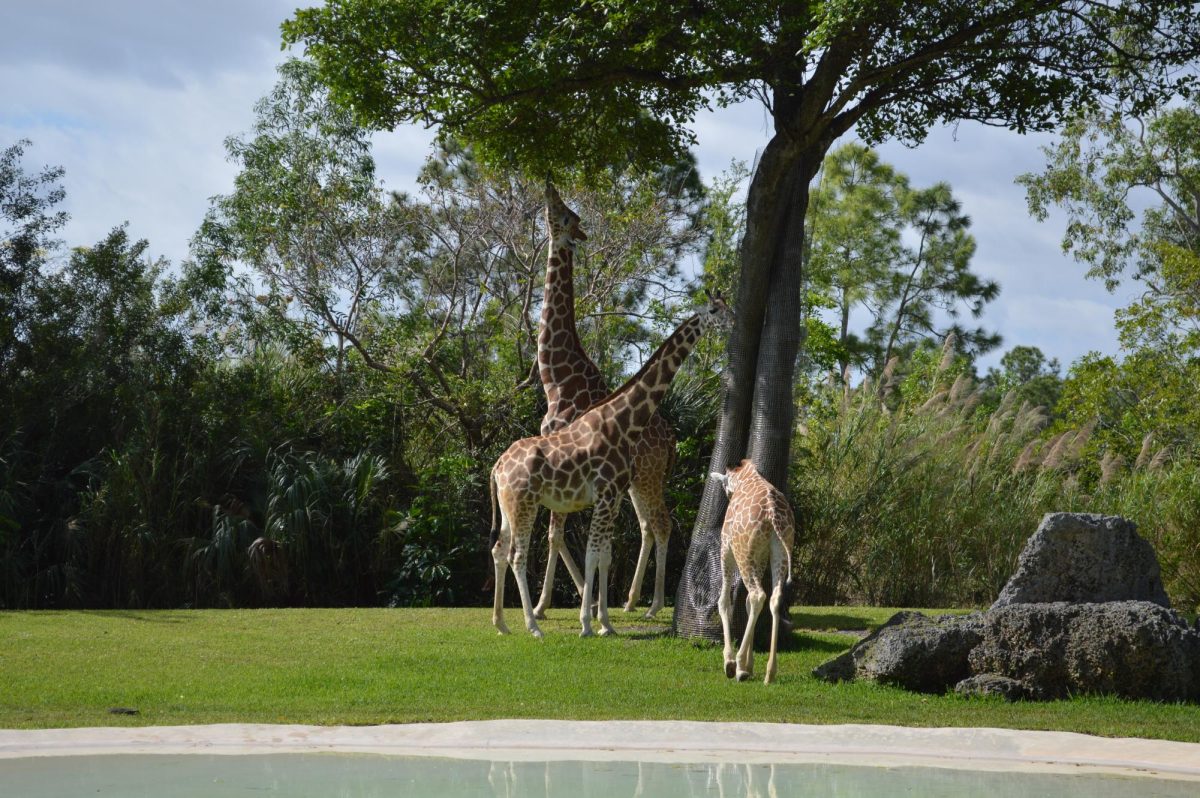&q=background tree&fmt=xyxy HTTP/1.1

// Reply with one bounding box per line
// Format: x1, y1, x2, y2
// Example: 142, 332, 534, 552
806, 143, 902, 376
981, 345, 1063, 413
807, 143, 999, 380
1021, 94, 1200, 459
284, 0, 1200, 637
